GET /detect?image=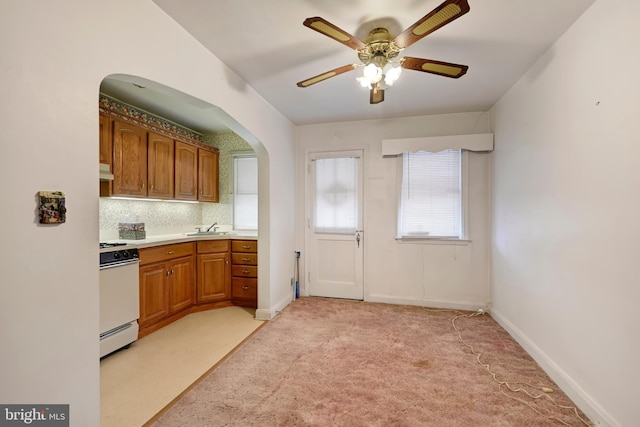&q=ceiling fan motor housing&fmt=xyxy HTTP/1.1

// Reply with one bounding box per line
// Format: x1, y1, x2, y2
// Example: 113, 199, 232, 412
358, 28, 401, 68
